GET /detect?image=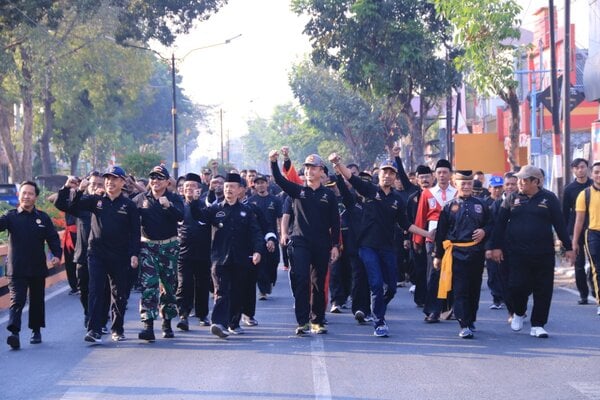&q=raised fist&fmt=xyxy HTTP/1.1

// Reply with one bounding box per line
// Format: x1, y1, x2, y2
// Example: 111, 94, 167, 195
269, 150, 279, 163
328, 153, 341, 165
